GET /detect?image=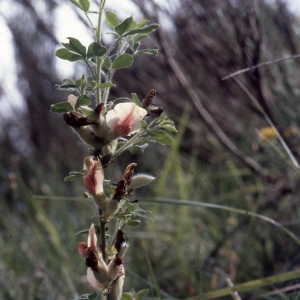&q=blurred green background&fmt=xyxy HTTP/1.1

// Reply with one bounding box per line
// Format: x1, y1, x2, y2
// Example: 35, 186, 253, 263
2, 0, 300, 299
